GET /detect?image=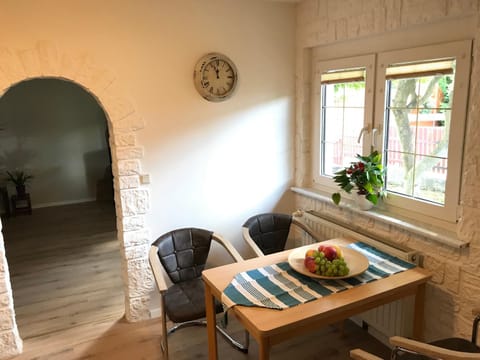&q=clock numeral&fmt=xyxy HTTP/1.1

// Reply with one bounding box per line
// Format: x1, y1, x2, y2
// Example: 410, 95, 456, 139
209, 87, 214, 93
202, 81, 210, 88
